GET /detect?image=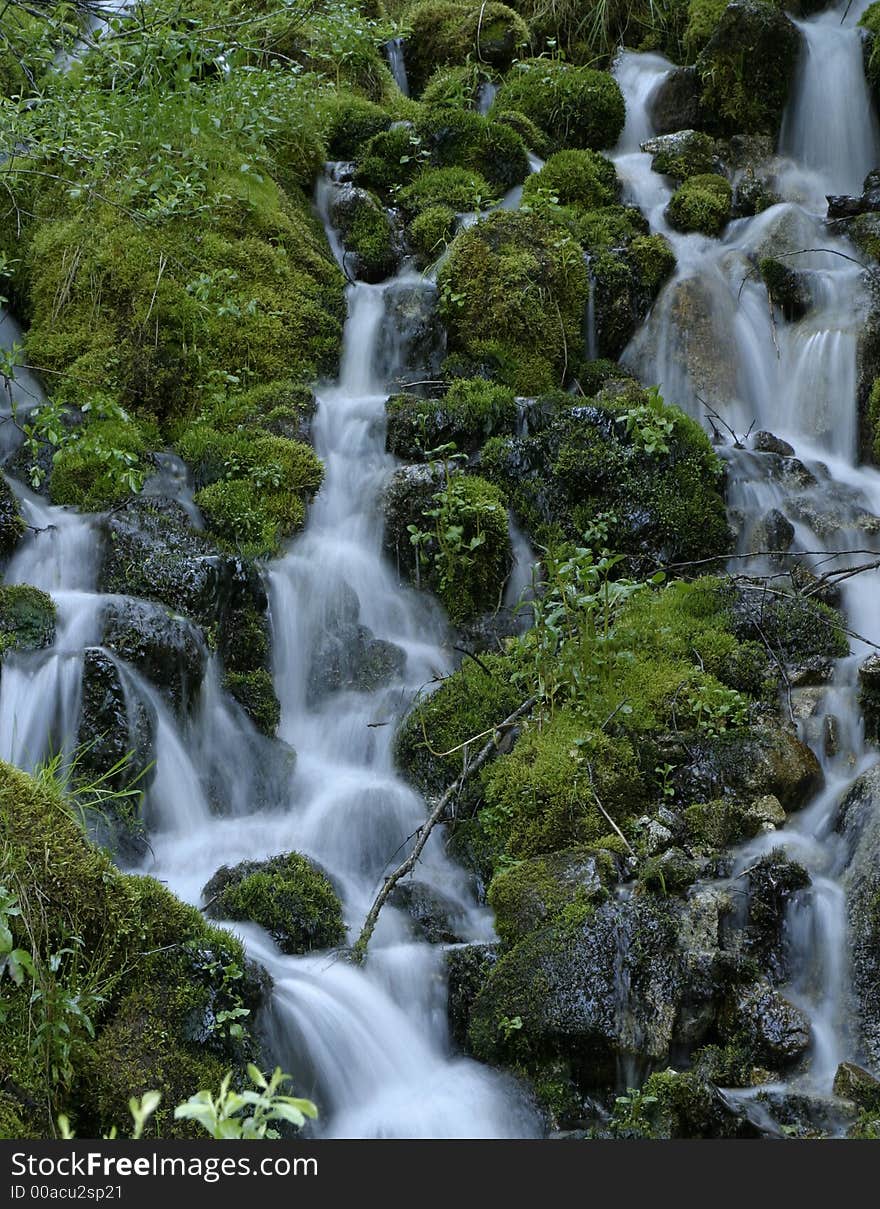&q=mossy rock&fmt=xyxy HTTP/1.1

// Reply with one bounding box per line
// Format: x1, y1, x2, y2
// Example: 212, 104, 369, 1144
322, 92, 394, 159
480, 385, 730, 569
203, 852, 346, 954
0, 478, 26, 563
394, 651, 522, 795
384, 467, 512, 622
480, 711, 644, 862
521, 149, 620, 210
413, 108, 530, 191
632, 1068, 758, 1138
695, 1, 801, 136
100, 597, 204, 715
642, 129, 720, 180
409, 204, 457, 263
48, 414, 157, 512
329, 184, 400, 283
666, 173, 732, 235
758, 256, 811, 322
398, 165, 496, 216
224, 668, 281, 737
437, 209, 589, 393
488, 847, 613, 946
0, 761, 262, 1137
494, 59, 626, 152
0, 584, 56, 655
385, 377, 517, 459
420, 62, 491, 110
404, 1, 528, 95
